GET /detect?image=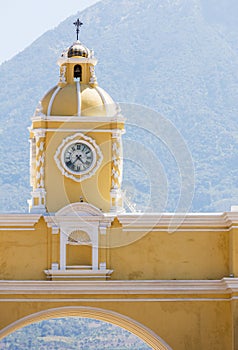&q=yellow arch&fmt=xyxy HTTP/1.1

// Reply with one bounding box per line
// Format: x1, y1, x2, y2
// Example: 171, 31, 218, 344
0, 306, 172, 350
